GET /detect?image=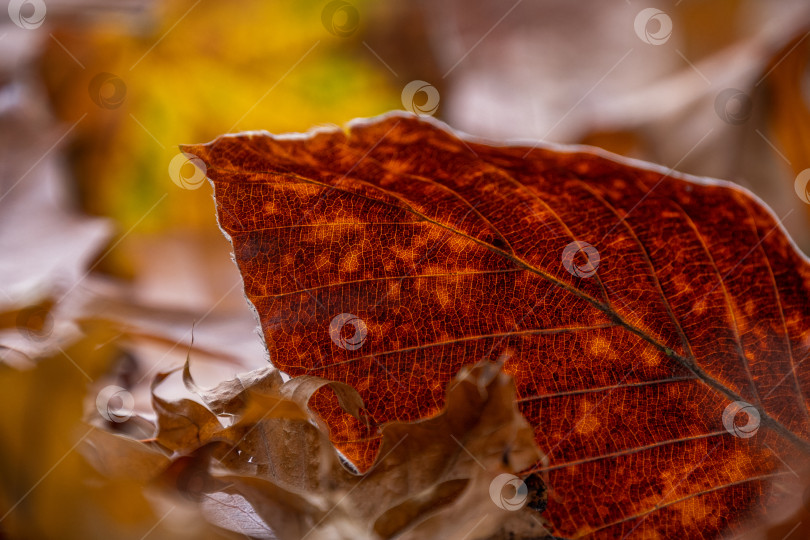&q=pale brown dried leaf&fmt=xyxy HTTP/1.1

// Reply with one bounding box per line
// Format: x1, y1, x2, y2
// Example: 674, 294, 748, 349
87, 361, 546, 540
